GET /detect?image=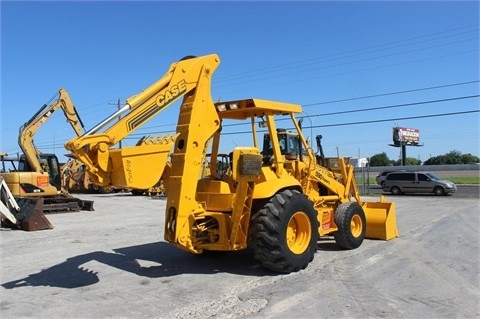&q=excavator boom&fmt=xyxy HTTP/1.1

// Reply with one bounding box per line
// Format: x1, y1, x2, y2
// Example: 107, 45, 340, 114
19, 88, 85, 173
